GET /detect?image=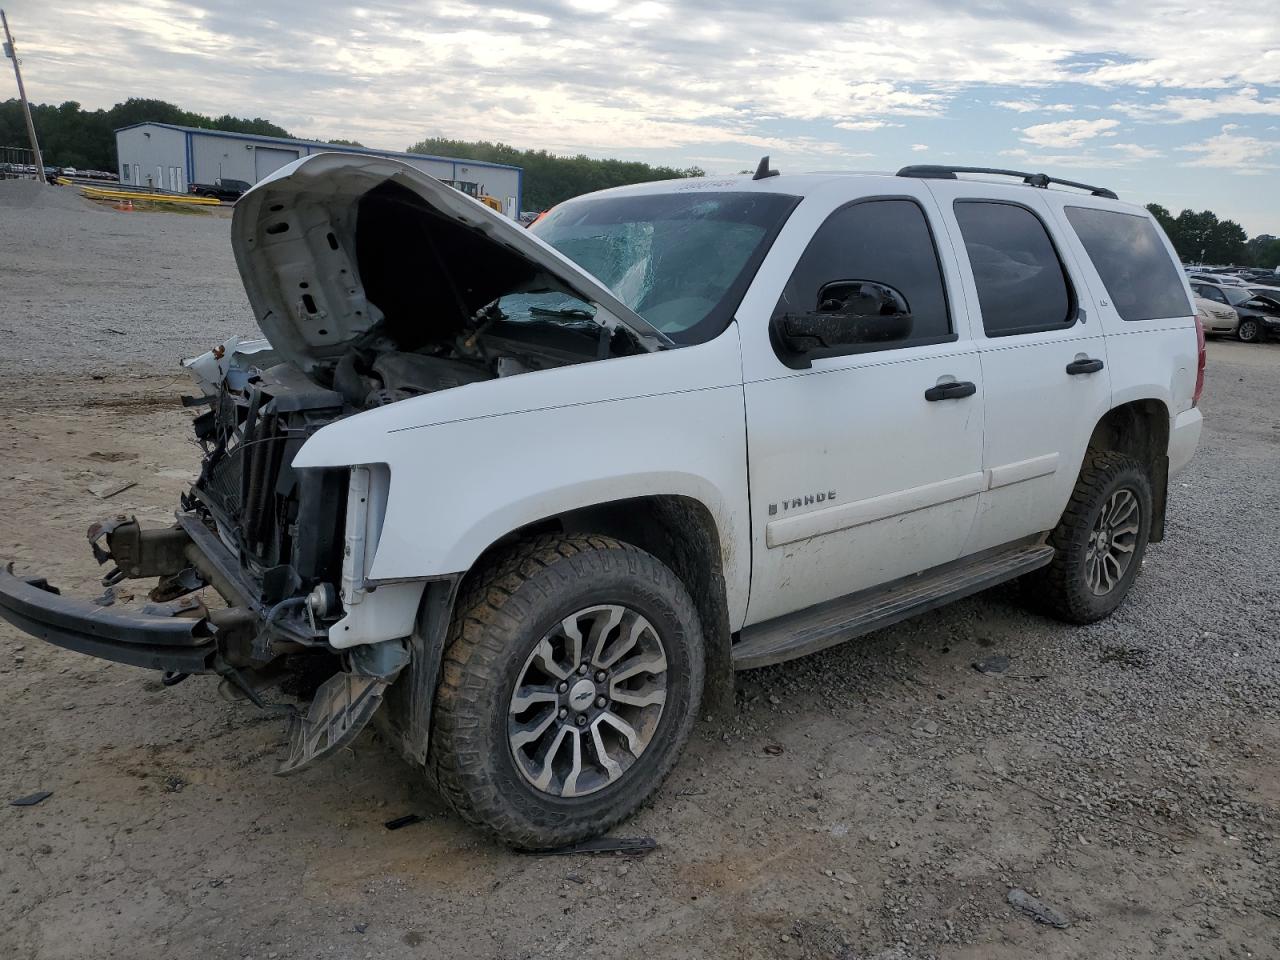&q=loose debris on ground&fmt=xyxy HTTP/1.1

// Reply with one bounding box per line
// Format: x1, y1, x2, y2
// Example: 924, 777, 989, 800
1007, 887, 1071, 928
9, 790, 52, 807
